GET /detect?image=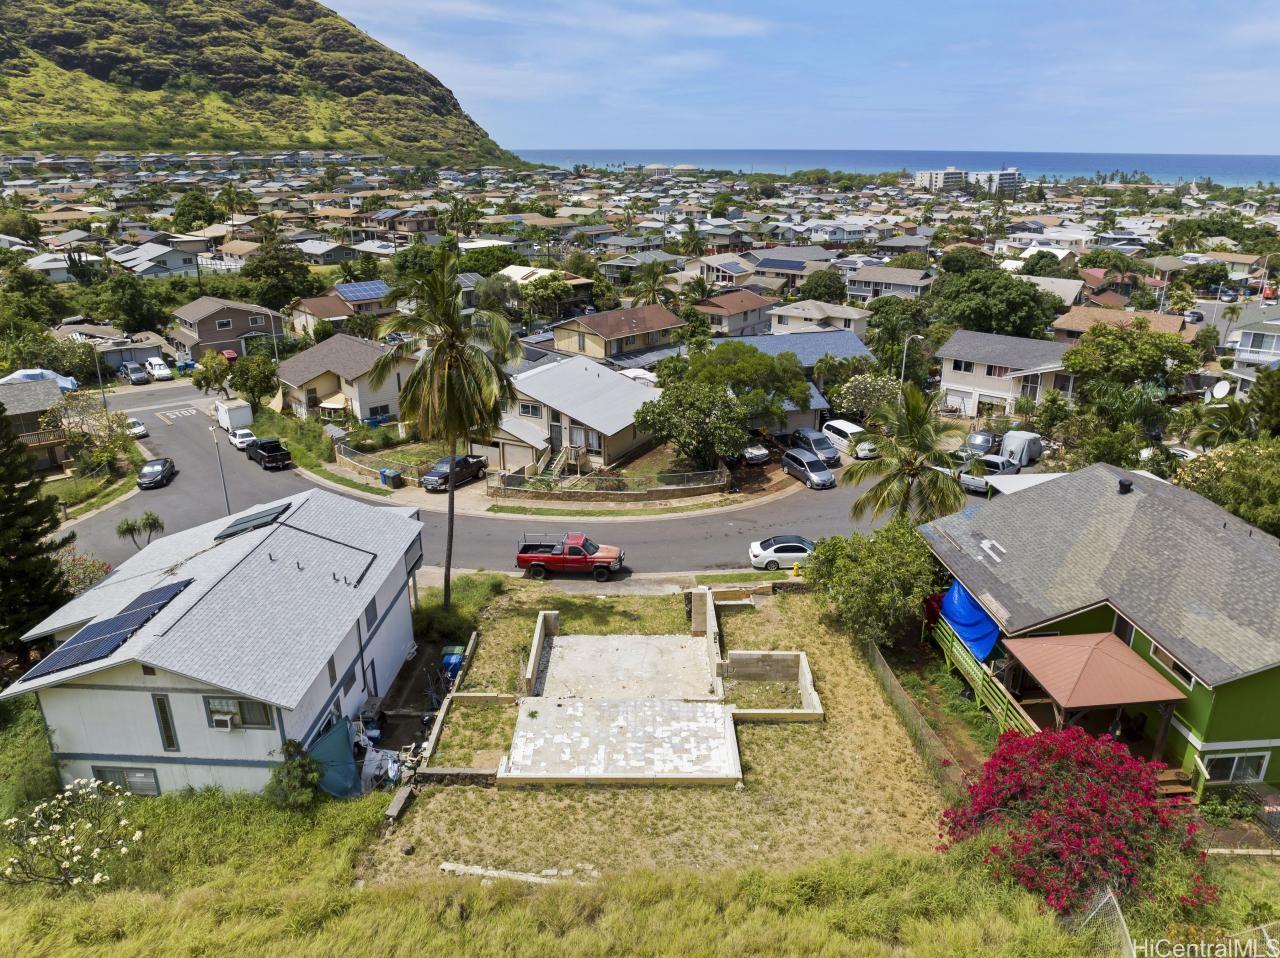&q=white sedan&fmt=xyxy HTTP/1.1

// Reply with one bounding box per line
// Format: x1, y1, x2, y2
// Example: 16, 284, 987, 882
229, 428, 257, 450
125, 417, 148, 439
749, 535, 816, 571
